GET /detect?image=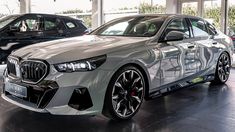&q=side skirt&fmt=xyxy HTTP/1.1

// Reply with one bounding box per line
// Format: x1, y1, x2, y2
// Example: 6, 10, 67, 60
146, 74, 215, 100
